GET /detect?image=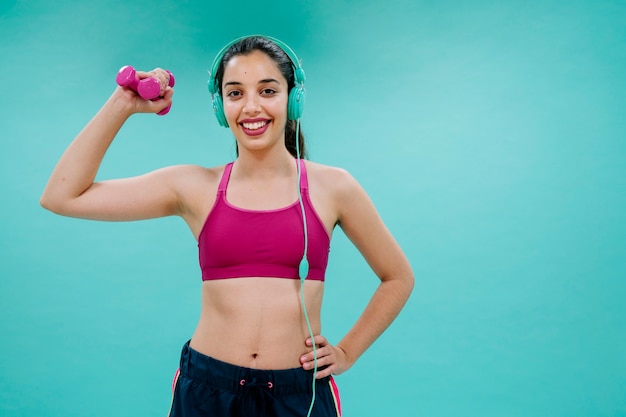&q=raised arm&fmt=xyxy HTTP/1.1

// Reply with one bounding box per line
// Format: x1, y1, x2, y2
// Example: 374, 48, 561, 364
40, 69, 179, 221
